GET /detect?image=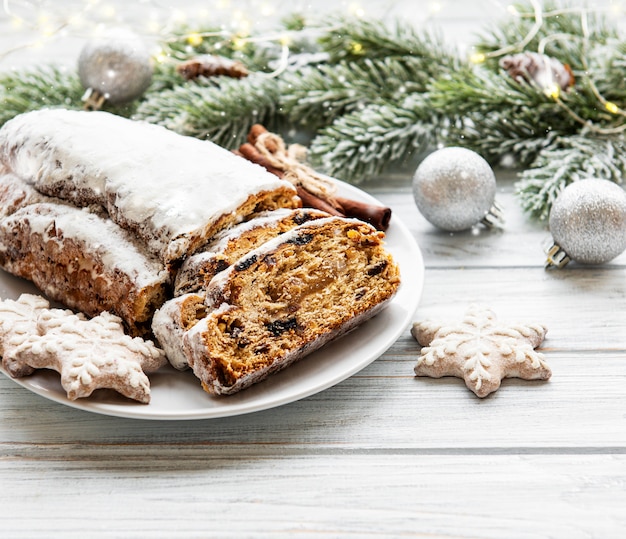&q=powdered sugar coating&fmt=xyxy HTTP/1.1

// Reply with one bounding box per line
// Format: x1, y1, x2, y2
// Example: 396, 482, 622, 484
0, 172, 56, 220
152, 293, 207, 370
0, 109, 298, 263
2, 202, 168, 290
0, 202, 170, 335
14, 203, 169, 288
